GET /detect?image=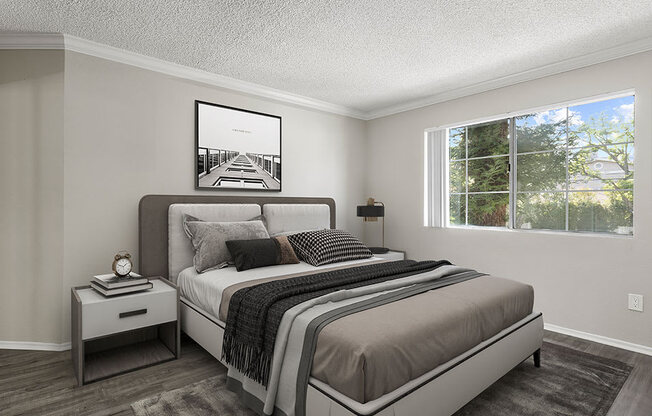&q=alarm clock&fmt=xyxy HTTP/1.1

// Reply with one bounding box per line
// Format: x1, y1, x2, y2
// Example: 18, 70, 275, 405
112, 251, 133, 277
